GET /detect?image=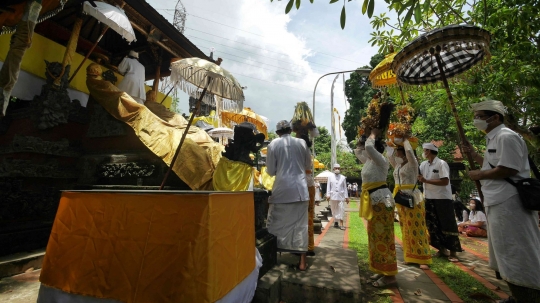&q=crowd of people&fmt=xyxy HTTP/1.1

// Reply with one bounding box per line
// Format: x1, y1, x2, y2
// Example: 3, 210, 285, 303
264, 100, 540, 302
